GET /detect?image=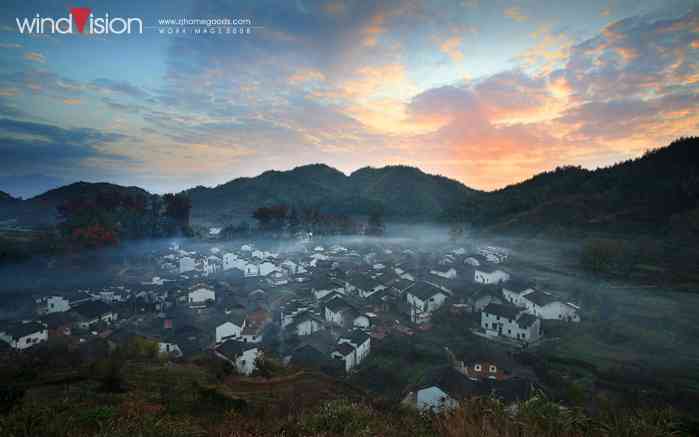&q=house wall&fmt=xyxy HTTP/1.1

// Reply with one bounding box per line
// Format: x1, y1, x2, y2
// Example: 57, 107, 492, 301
46, 296, 70, 314
188, 288, 215, 303
179, 257, 196, 273
296, 319, 321, 336
216, 322, 243, 343
0, 329, 48, 350
324, 307, 344, 325
331, 350, 355, 372
416, 387, 457, 412
79, 312, 117, 329
531, 301, 580, 322
353, 315, 370, 328
236, 348, 259, 375
158, 342, 182, 357
474, 270, 510, 284
481, 311, 542, 343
